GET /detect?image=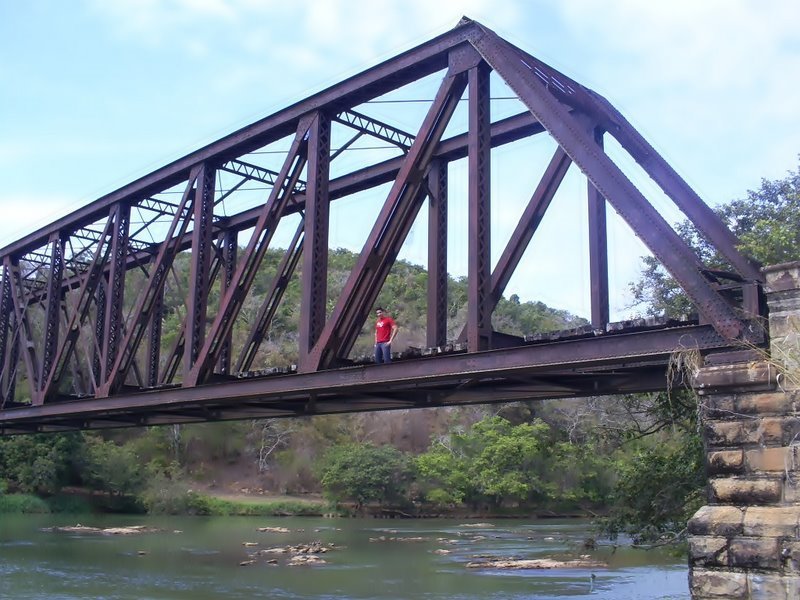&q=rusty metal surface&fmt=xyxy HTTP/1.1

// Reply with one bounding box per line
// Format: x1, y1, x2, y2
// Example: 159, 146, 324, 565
0, 19, 766, 434
0, 324, 758, 434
